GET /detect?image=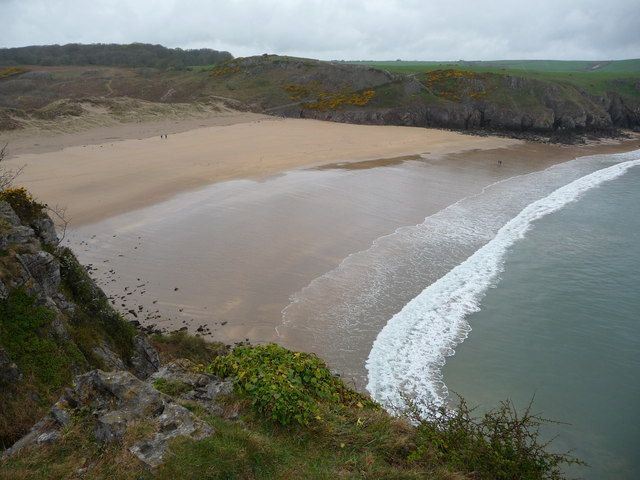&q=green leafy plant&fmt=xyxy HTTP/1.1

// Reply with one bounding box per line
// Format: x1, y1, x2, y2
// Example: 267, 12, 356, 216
207, 343, 377, 426
408, 395, 584, 479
